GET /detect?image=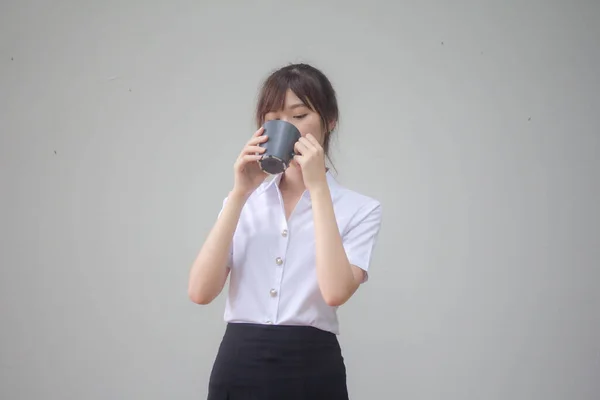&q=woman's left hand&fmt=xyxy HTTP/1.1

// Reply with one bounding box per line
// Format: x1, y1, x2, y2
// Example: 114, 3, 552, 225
293, 134, 328, 191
